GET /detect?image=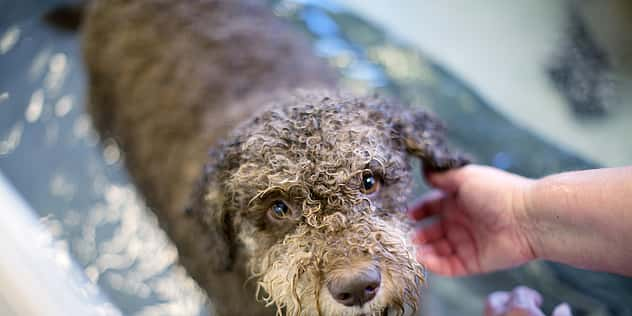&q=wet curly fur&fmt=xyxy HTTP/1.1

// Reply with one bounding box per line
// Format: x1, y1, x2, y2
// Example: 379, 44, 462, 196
79, 0, 468, 315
